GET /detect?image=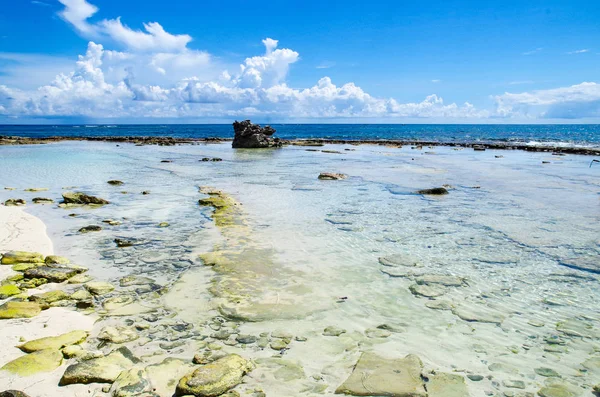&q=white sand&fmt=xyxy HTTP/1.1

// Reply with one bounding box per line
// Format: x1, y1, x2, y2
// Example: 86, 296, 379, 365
0, 206, 96, 396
